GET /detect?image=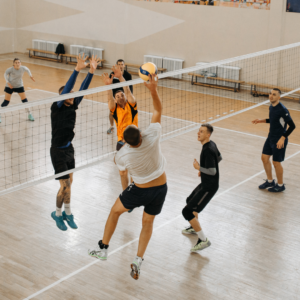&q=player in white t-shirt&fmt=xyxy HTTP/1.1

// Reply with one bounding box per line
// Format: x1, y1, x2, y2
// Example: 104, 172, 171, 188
89, 74, 167, 280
